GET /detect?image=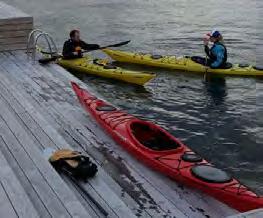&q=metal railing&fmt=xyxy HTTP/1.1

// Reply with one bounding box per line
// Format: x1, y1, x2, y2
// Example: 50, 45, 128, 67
27, 29, 58, 61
